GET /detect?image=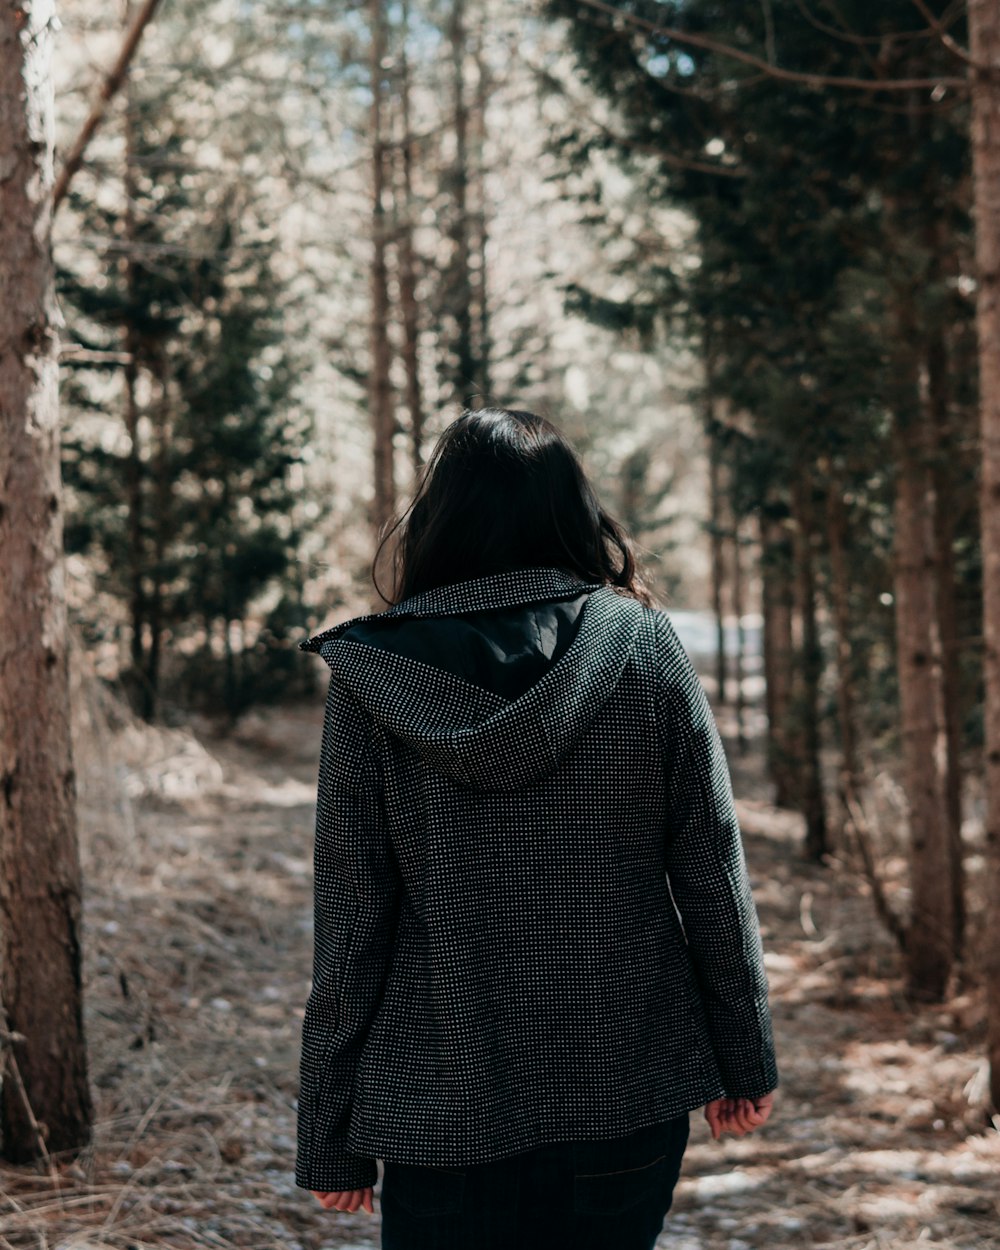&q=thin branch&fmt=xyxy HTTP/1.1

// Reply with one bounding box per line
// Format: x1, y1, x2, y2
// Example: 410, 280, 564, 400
59, 346, 135, 365
569, 0, 971, 91
809, 0, 965, 45
52, 0, 166, 211
796, 0, 882, 77
907, 0, 975, 65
